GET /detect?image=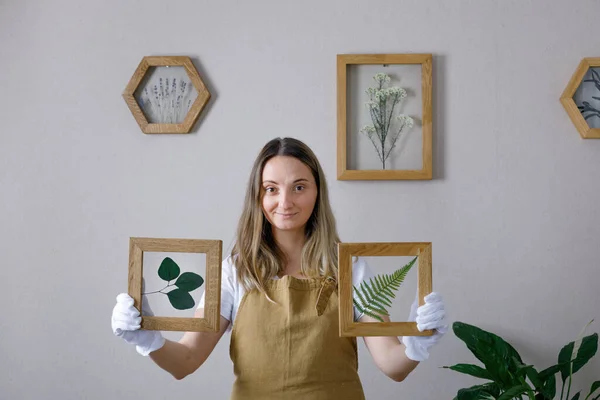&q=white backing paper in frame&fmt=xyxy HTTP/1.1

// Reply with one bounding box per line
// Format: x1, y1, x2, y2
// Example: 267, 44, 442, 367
347, 64, 423, 171
134, 66, 199, 124
142, 251, 206, 340
353, 256, 419, 324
